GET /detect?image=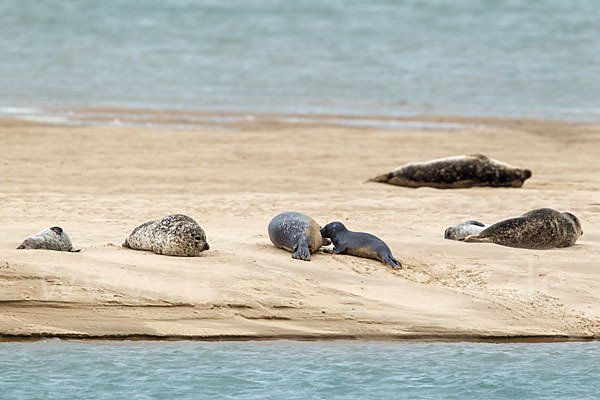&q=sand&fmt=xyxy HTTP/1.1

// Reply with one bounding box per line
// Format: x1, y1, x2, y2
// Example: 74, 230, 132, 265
1, 112, 599, 341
